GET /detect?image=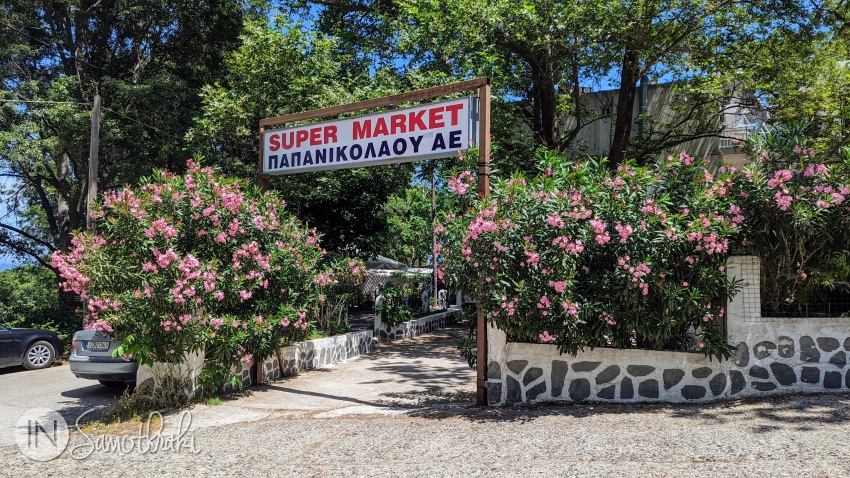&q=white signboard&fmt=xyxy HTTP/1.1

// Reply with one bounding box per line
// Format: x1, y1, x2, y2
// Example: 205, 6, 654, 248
262, 96, 477, 175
